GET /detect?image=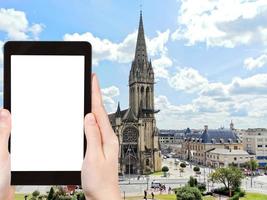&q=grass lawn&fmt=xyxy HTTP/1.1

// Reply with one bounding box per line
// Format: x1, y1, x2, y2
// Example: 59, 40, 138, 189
241, 192, 267, 200
125, 194, 215, 200
150, 171, 163, 176
15, 193, 27, 200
